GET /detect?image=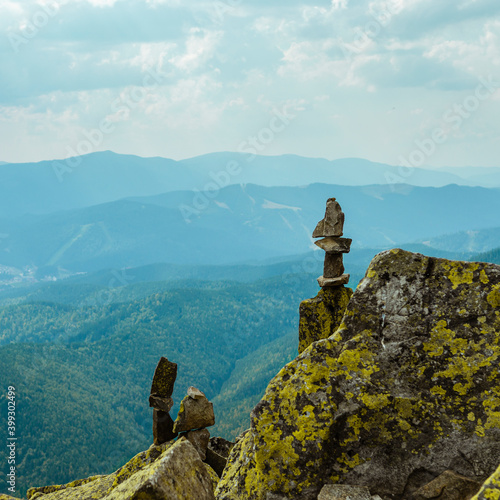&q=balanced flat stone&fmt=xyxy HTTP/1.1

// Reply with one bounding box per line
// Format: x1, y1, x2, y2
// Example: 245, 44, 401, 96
315, 237, 352, 253
324, 252, 345, 278
149, 395, 174, 413
312, 198, 345, 238
317, 274, 350, 287
150, 357, 177, 399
